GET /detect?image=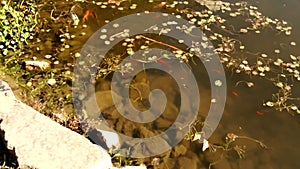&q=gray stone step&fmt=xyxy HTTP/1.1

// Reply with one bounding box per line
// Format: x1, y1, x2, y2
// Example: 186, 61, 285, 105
0, 79, 146, 169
